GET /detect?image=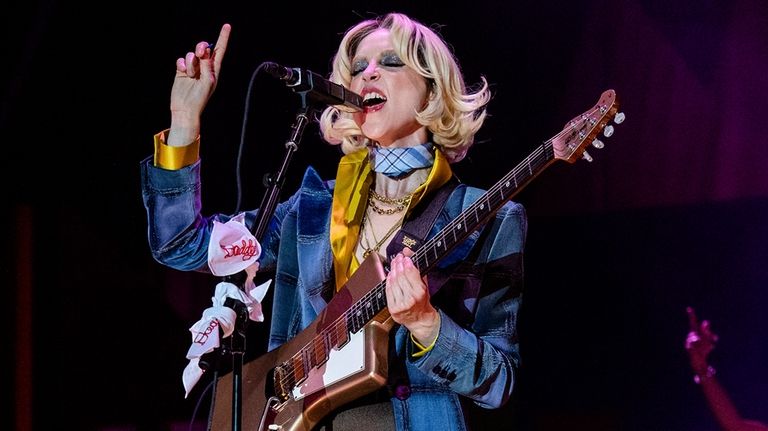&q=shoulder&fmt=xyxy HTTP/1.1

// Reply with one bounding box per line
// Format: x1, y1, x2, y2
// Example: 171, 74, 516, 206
298, 166, 335, 195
